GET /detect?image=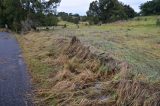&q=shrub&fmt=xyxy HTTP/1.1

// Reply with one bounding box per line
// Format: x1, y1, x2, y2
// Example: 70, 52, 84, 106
156, 18, 160, 26
134, 17, 141, 21
12, 21, 21, 32
144, 18, 147, 21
